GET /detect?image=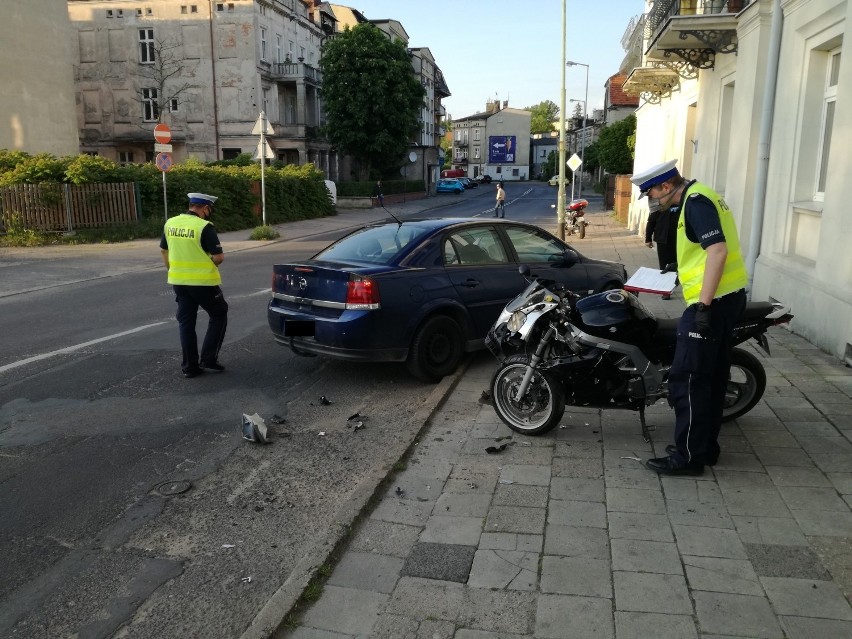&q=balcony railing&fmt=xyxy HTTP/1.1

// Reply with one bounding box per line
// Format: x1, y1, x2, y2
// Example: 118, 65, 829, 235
271, 61, 323, 84
648, 0, 750, 39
